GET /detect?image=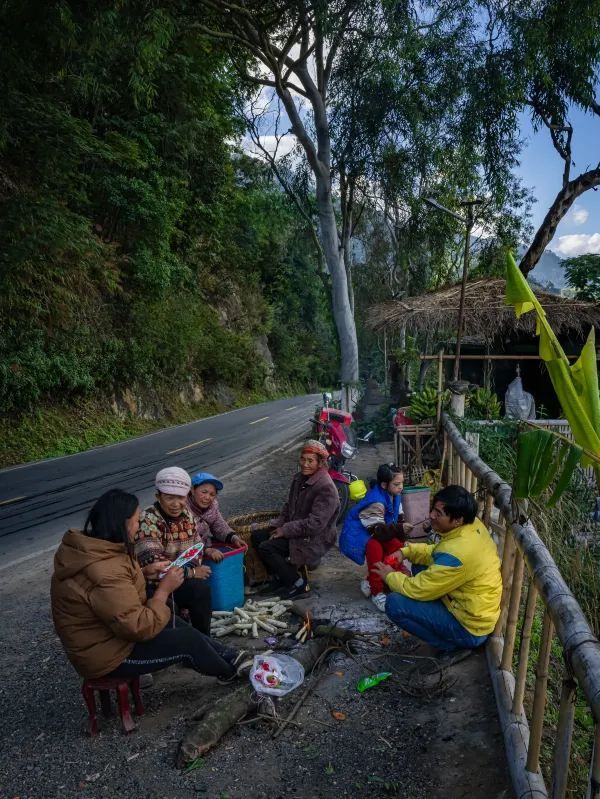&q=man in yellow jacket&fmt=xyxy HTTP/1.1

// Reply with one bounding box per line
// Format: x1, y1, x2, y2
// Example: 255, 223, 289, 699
373, 485, 502, 651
